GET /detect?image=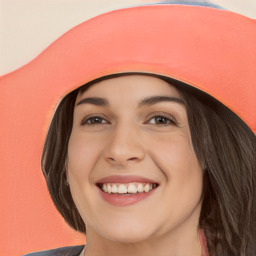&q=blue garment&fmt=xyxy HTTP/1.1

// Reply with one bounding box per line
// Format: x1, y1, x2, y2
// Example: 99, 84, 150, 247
23, 245, 84, 256
141, 0, 224, 9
